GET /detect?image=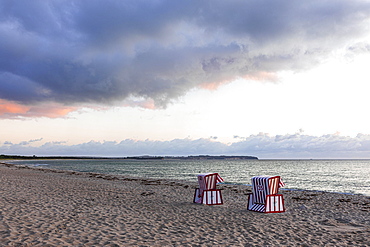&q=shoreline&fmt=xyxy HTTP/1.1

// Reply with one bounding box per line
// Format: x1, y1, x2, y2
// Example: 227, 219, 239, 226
0, 162, 369, 246
4, 161, 369, 197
